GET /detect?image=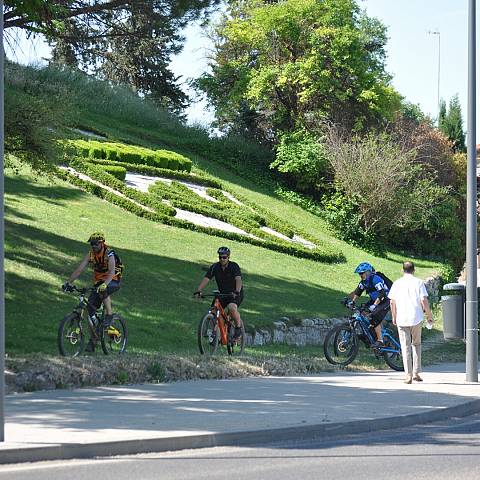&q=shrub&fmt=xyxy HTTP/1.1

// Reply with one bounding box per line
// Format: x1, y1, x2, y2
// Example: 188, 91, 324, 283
69, 140, 193, 172
86, 158, 222, 187
270, 129, 329, 195
99, 165, 126, 181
